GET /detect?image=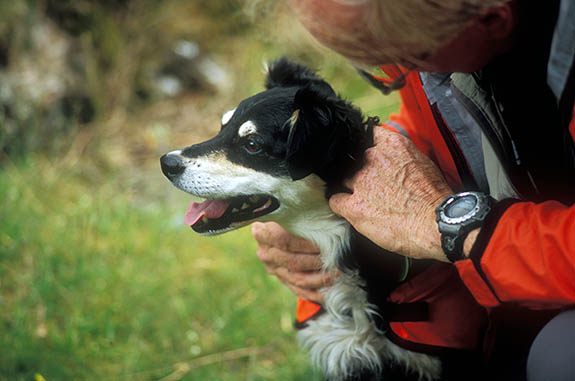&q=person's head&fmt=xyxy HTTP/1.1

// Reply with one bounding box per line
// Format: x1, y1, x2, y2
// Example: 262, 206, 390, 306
287, 0, 517, 72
